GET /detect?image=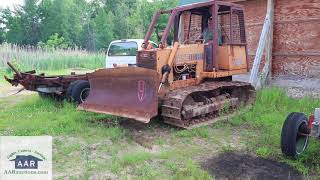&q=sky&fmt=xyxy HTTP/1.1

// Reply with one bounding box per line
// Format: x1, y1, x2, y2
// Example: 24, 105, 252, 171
0, 0, 23, 8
